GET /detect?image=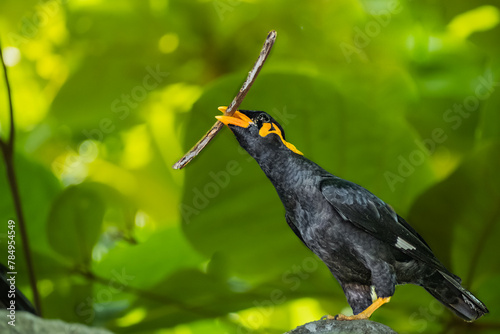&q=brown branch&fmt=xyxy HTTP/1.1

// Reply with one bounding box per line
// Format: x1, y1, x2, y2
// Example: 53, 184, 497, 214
0, 47, 14, 149
172, 30, 277, 170
0, 41, 43, 316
